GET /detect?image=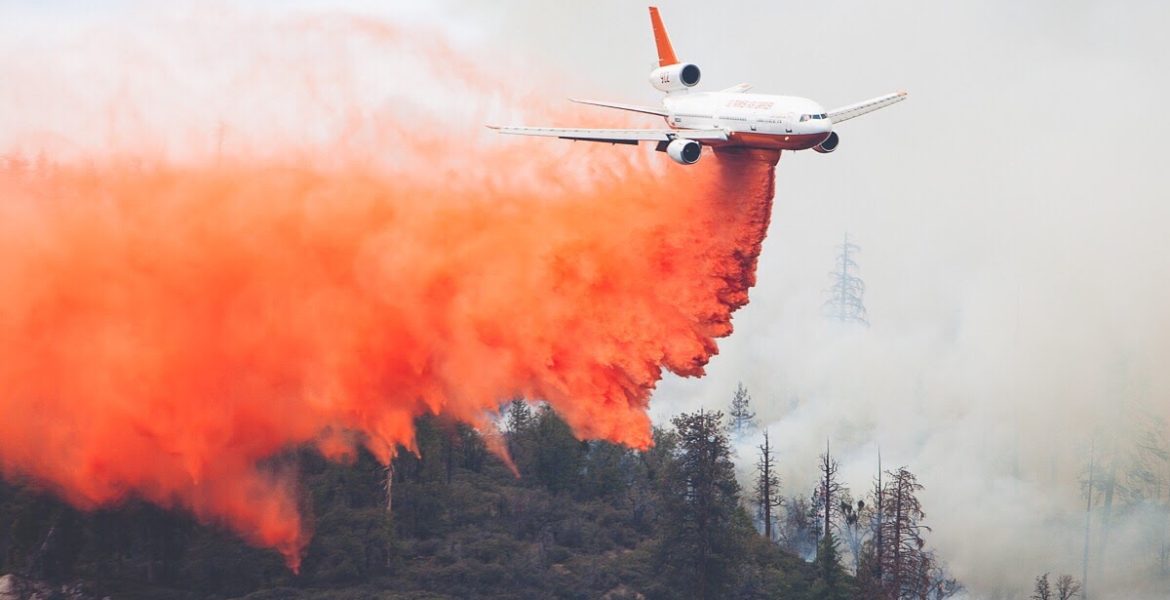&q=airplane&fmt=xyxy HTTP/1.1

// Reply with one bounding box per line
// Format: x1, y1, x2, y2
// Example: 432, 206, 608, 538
489, 6, 906, 165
